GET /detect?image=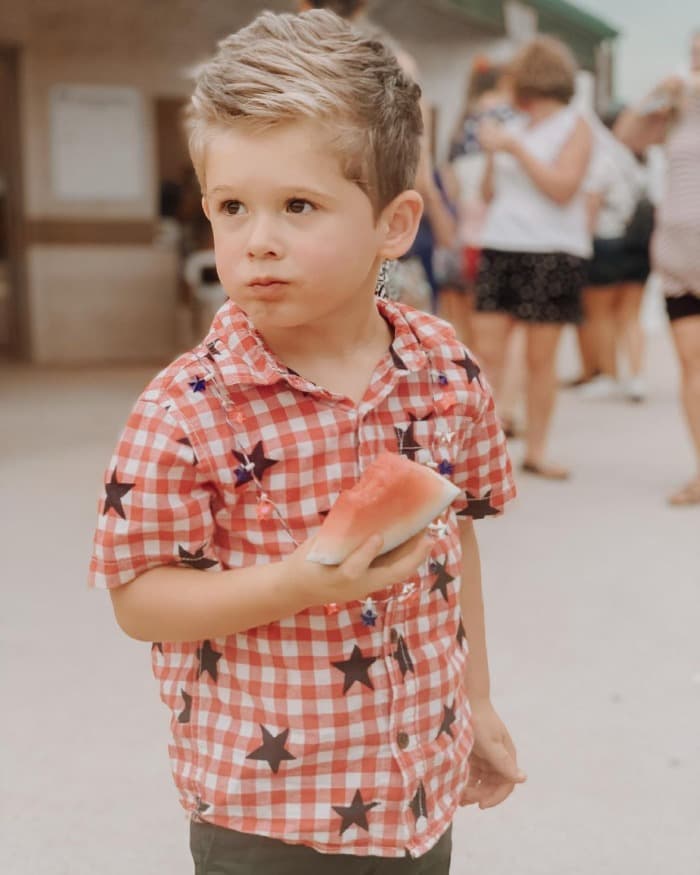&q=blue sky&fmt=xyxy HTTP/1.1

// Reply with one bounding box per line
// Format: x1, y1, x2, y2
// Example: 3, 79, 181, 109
575, 0, 697, 101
